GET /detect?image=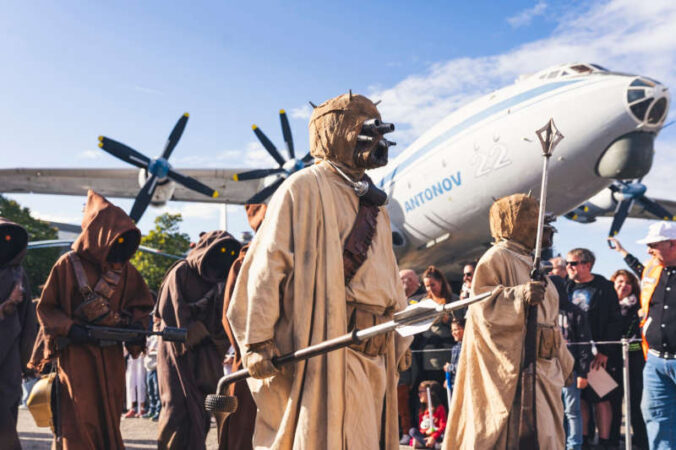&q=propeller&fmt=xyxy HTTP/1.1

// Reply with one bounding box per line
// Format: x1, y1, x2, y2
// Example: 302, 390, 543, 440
234, 109, 314, 204
98, 113, 219, 222
608, 180, 674, 236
